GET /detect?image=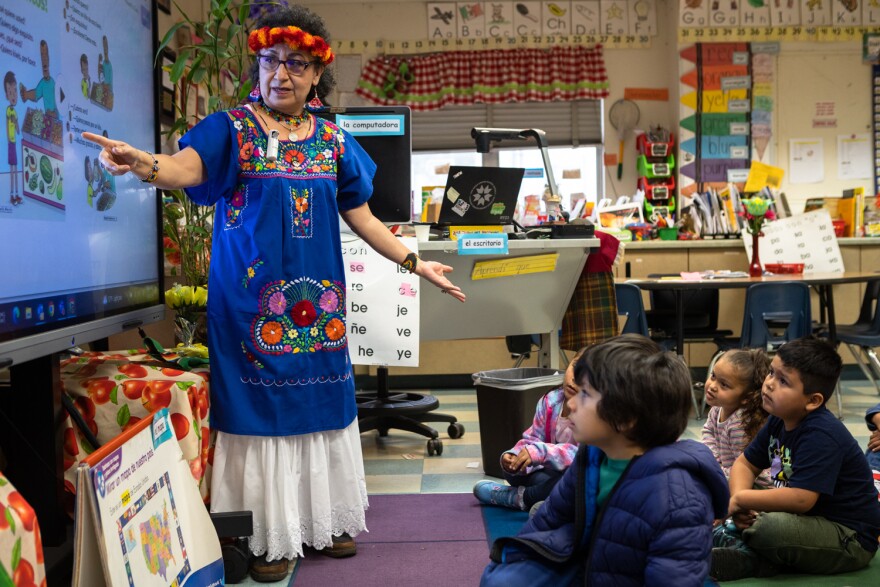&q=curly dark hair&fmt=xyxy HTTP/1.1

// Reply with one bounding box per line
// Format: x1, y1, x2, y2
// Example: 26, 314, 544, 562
248, 5, 336, 104
721, 349, 770, 441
